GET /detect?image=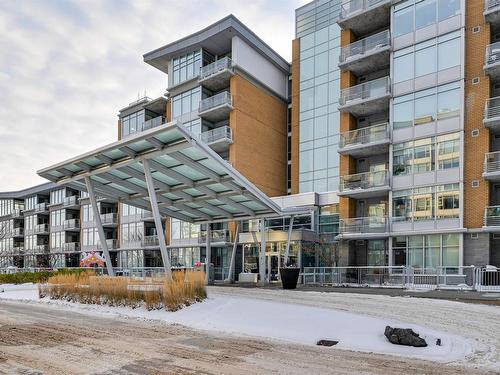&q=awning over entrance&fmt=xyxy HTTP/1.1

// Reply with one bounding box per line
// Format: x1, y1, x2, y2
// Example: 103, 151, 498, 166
38, 121, 302, 223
